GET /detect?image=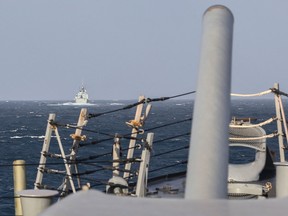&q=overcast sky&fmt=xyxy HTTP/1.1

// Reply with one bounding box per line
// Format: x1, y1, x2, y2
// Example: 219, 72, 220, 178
0, 1, 287, 100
